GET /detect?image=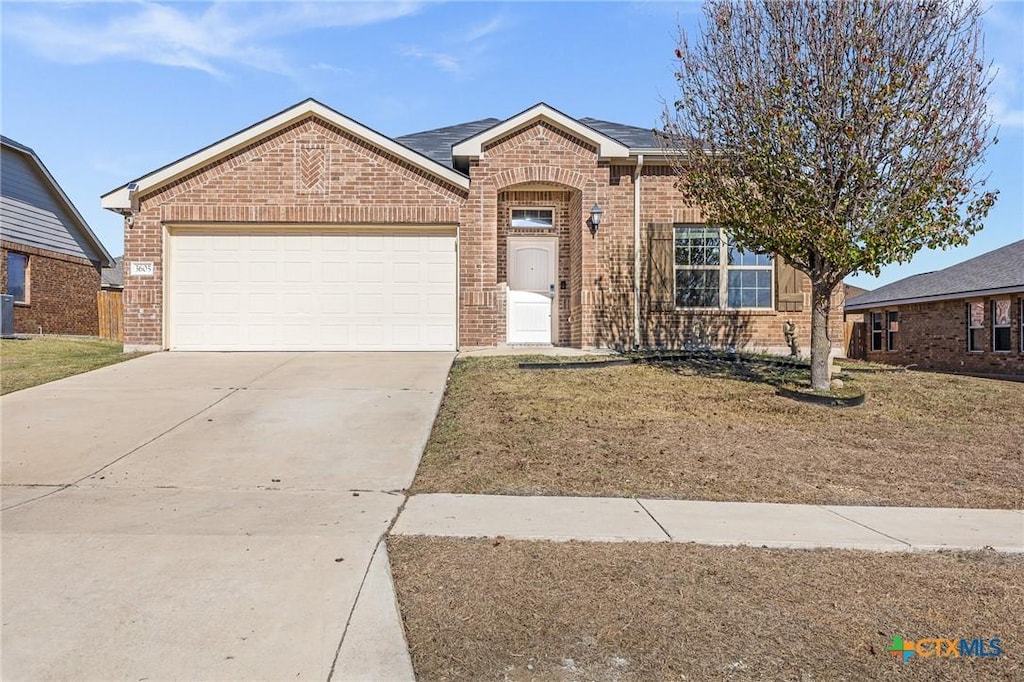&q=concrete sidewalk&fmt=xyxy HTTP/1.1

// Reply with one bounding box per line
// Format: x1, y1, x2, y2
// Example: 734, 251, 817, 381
392, 493, 1024, 553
